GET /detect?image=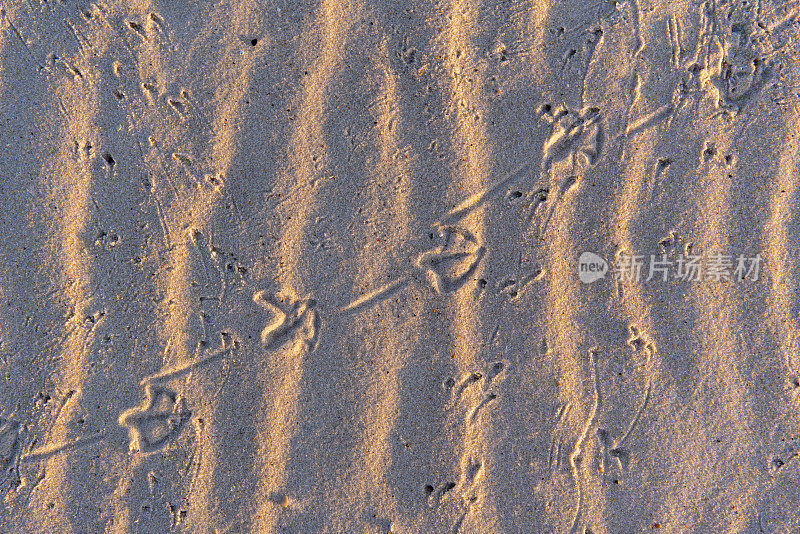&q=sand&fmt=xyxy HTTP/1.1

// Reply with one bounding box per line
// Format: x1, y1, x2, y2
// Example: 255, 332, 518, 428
0, 0, 798, 532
